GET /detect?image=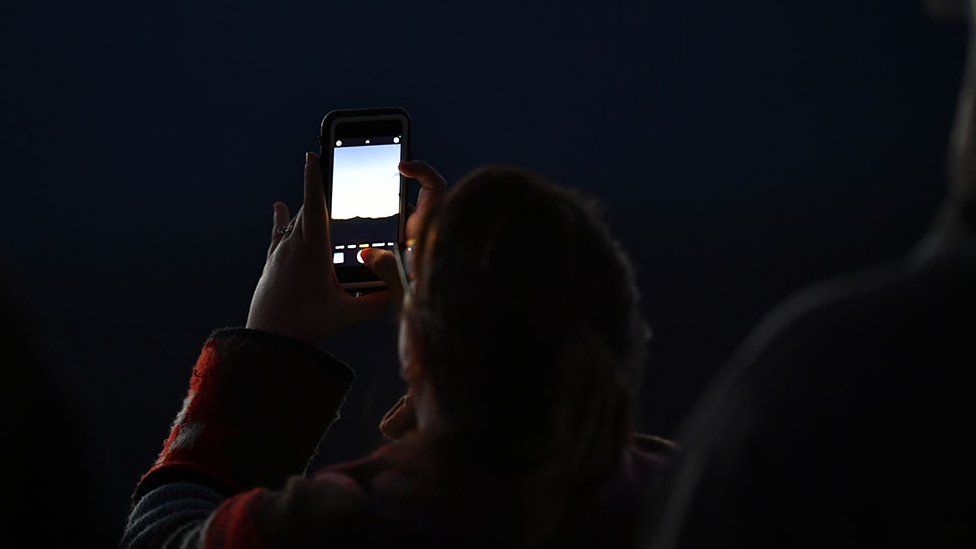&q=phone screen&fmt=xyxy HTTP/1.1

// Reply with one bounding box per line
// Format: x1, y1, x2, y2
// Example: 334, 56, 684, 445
329, 134, 402, 267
